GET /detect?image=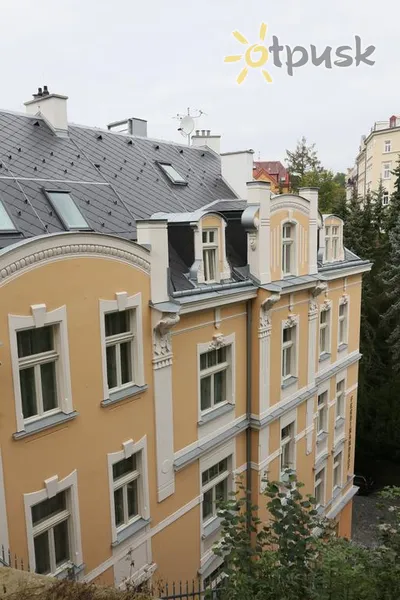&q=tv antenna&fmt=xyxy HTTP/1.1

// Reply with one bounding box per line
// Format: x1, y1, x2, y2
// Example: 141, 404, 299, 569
173, 108, 206, 145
